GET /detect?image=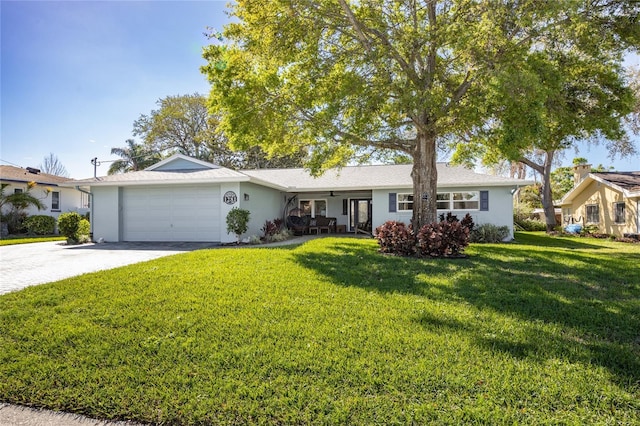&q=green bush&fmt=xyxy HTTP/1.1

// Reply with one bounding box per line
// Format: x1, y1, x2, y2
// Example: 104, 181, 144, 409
58, 212, 90, 243
58, 212, 82, 240
470, 223, 511, 243
23, 215, 56, 235
76, 219, 91, 243
514, 216, 547, 231
226, 208, 250, 243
